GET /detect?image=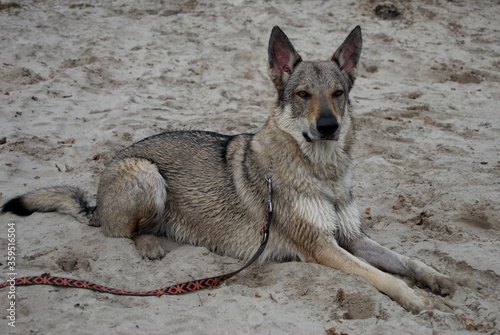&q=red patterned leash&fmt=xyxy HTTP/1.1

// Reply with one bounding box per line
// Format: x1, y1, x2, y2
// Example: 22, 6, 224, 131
0, 177, 273, 297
